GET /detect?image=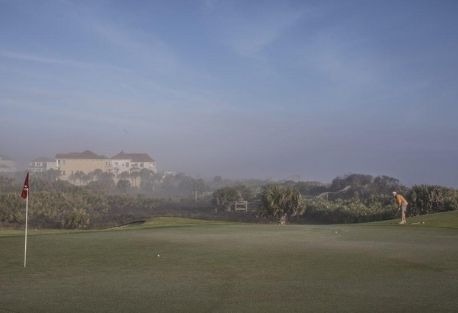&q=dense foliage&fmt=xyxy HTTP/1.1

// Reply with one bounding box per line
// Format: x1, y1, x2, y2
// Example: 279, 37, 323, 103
261, 174, 458, 223
408, 185, 458, 215
0, 188, 214, 229
1, 172, 457, 228
301, 197, 395, 223
258, 184, 302, 222
212, 185, 254, 212
0, 173, 215, 229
